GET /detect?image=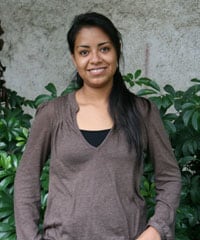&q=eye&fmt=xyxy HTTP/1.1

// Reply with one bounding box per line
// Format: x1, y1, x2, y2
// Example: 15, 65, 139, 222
100, 46, 110, 53
79, 50, 89, 56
